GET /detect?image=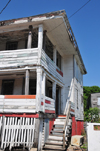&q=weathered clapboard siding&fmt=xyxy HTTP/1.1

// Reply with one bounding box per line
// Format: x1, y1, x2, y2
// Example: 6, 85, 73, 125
1, 116, 35, 150
41, 96, 55, 113
70, 102, 75, 115
0, 95, 36, 113
0, 48, 38, 68
41, 49, 63, 82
